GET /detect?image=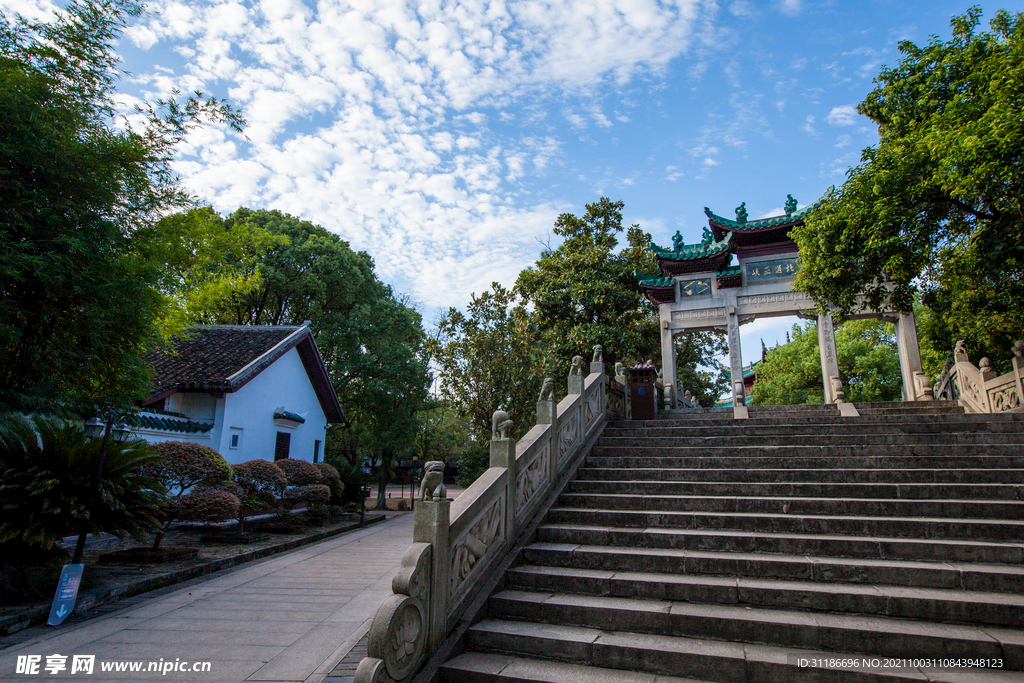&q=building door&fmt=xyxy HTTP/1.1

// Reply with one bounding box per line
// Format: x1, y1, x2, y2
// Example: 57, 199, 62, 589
274, 432, 291, 461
